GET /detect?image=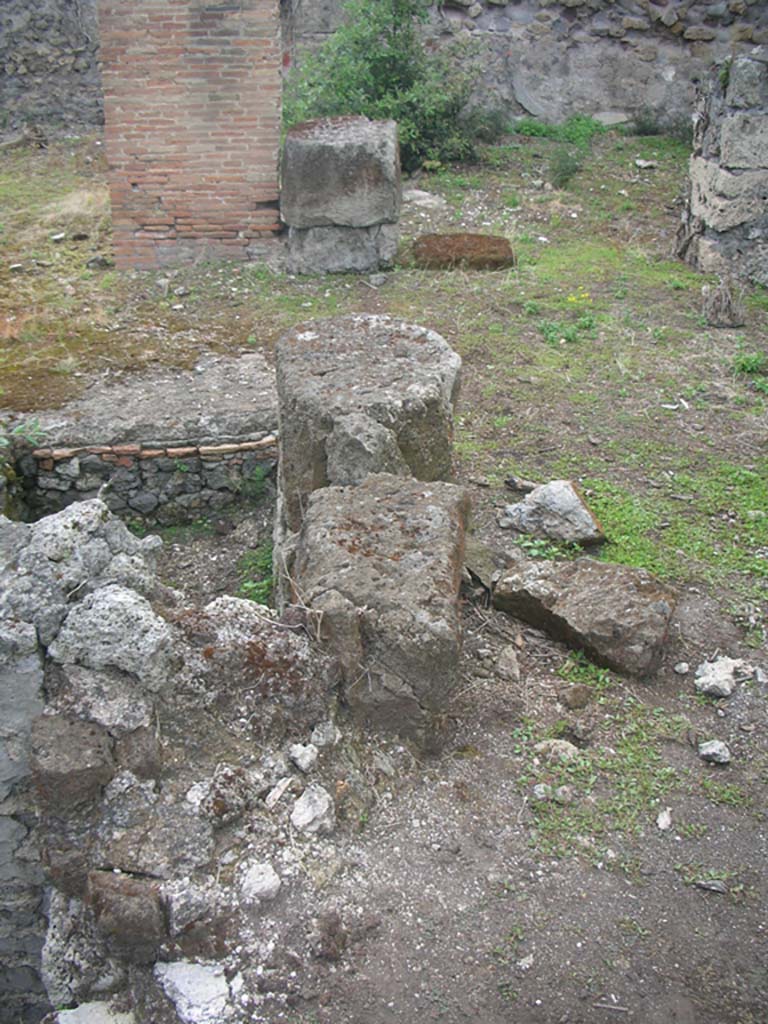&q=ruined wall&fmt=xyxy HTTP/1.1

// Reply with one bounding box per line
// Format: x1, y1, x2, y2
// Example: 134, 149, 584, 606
0, 0, 102, 130
98, 0, 282, 268
5, 0, 768, 137
677, 50, 768, 285
287, 0, 768, 128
